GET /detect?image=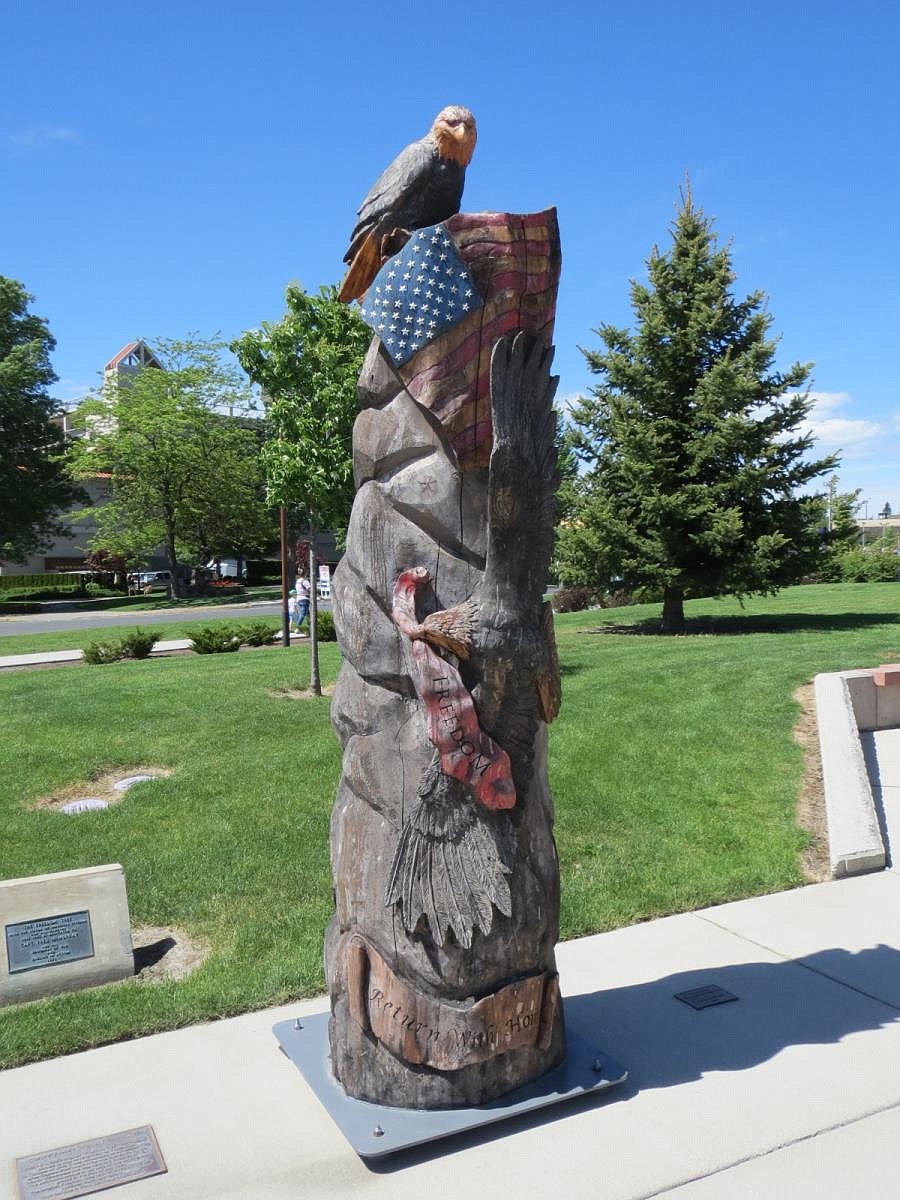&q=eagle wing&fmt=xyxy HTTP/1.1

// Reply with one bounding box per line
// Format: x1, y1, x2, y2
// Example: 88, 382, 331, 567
483, 331, 561, 613
471, 332, 562, 786
344, 135, 436, 265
